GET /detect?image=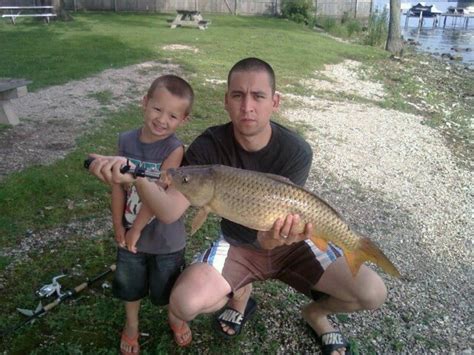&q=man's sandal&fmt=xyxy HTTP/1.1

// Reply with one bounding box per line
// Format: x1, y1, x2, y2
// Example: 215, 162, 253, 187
169, 321, 192, 347
213, 297, 257, 339
318, 331, 352, 355
120, 330, 140, 355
